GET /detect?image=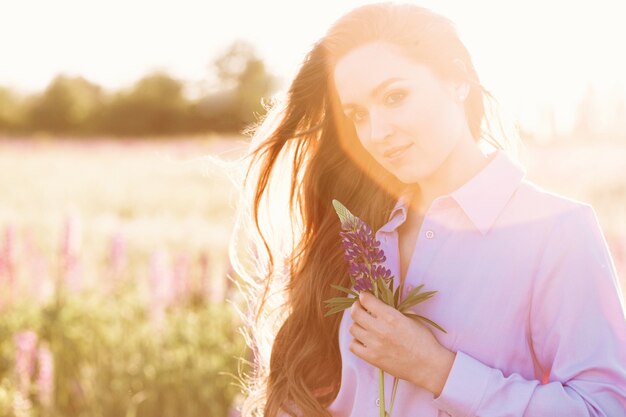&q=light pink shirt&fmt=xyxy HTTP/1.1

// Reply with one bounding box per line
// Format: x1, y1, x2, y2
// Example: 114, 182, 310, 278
323, 149, 626, 417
